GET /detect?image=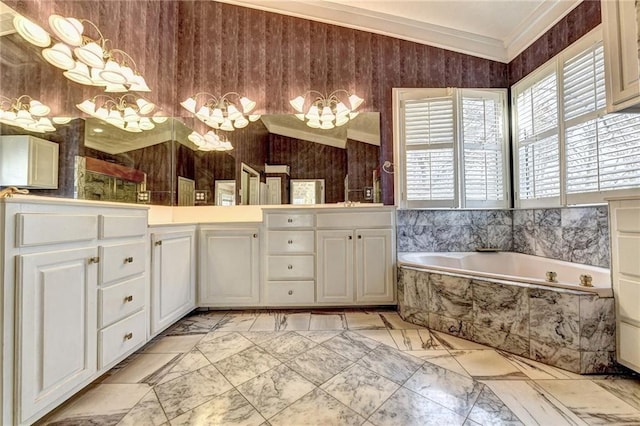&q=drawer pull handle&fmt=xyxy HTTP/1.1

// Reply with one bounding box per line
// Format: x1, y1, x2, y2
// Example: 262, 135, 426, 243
288, 264, 293, 270
124, 257, 134, 264
253, 233, 258, 238
124, 332, 133, 341
155, 240, 162, 246
124, 295, 134, 303
88, 256, 100, 264
287, 218, 293, 223
288, 239, 293, 244
288, 290, 293, 295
